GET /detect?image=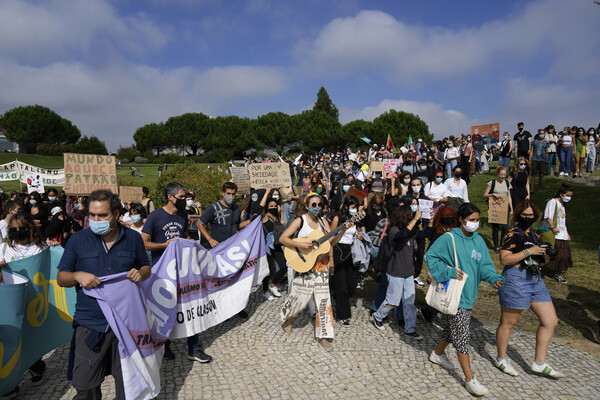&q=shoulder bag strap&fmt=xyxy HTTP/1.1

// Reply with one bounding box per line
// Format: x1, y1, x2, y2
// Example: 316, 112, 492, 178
553, 200, 558, 227
445, 232, 459, 270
